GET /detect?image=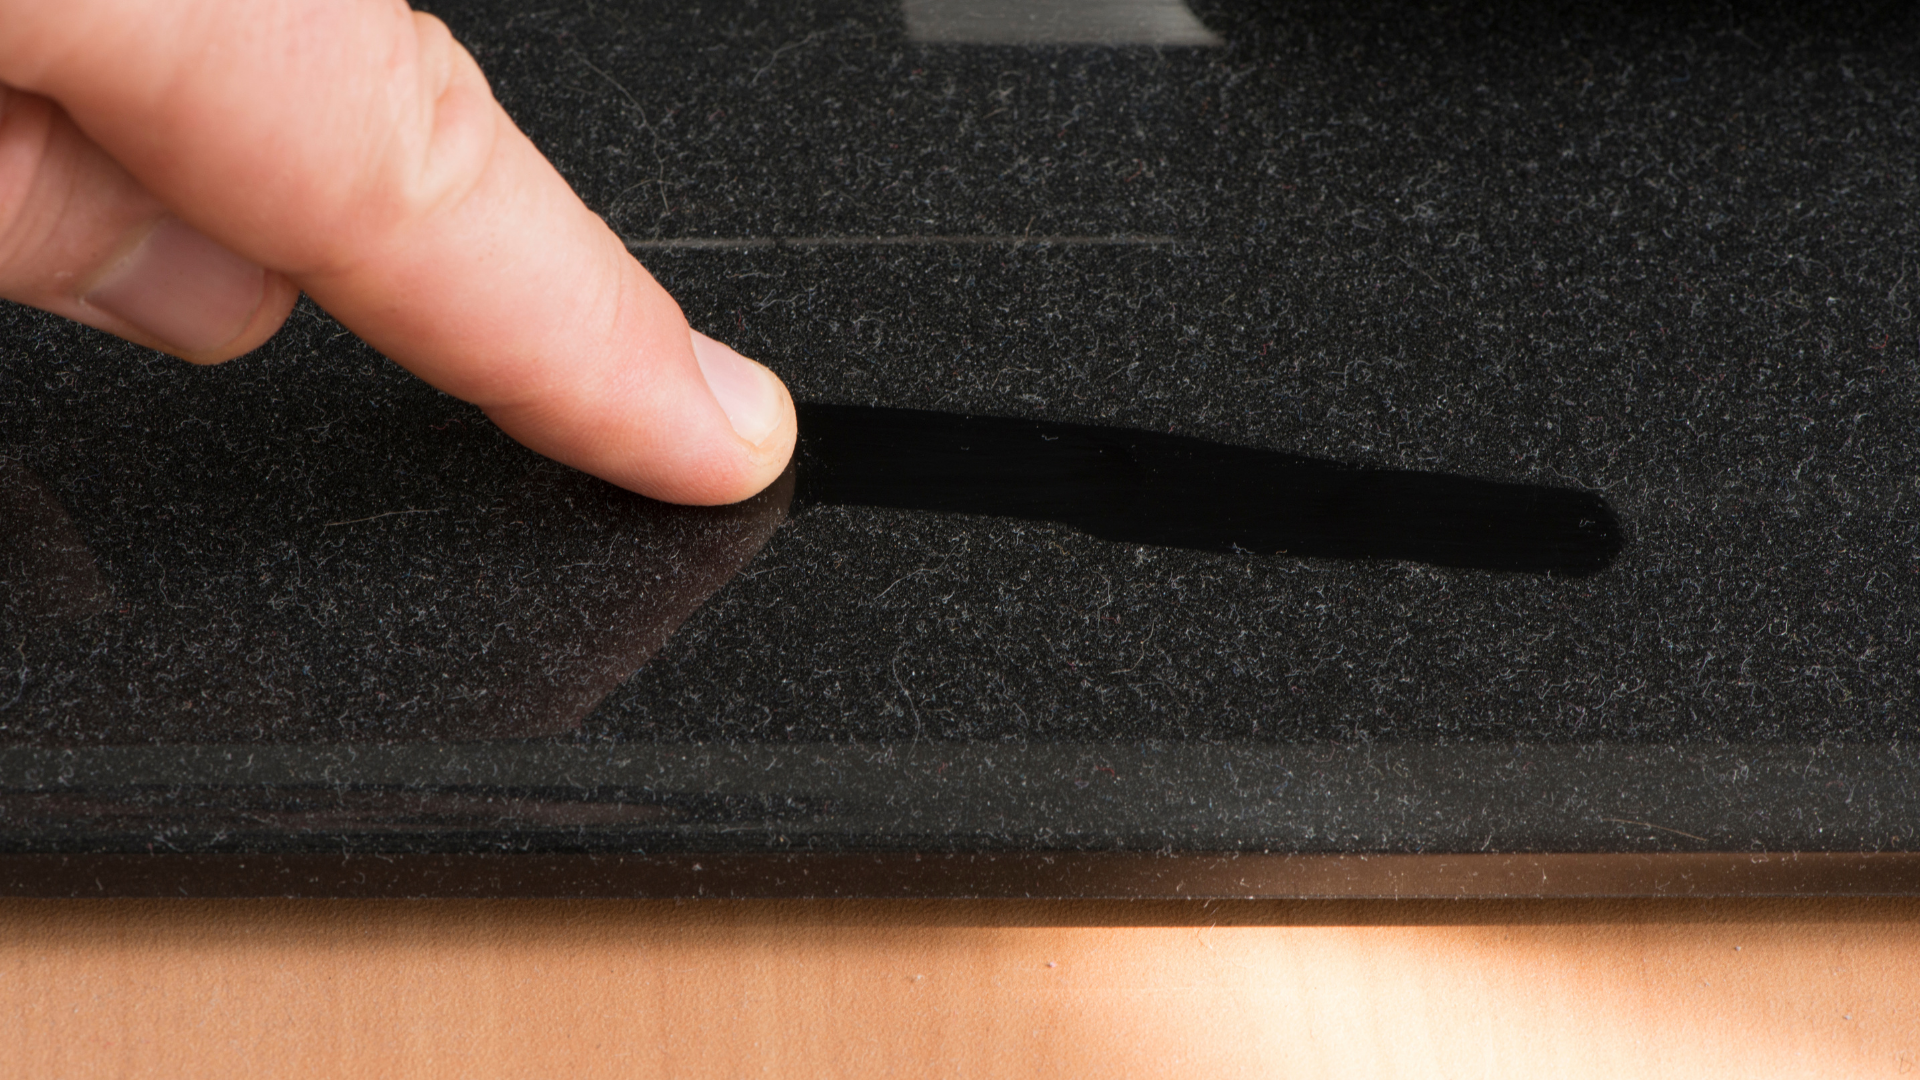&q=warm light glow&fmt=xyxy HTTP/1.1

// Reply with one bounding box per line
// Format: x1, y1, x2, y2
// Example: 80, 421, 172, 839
1, 899, 1915, 1078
